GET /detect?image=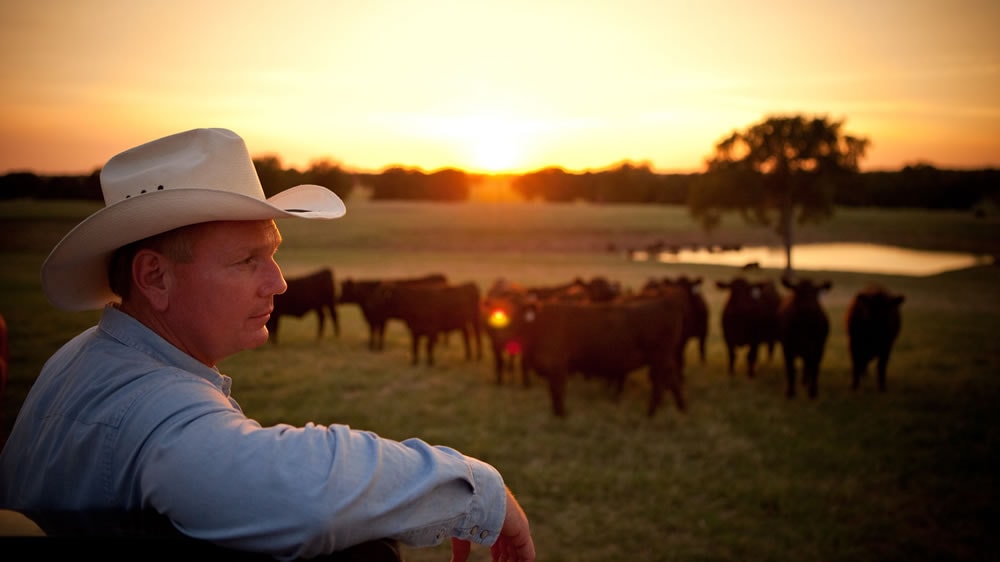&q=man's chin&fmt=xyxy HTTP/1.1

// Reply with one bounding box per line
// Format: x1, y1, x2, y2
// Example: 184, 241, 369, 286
243, 328, 271, 350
